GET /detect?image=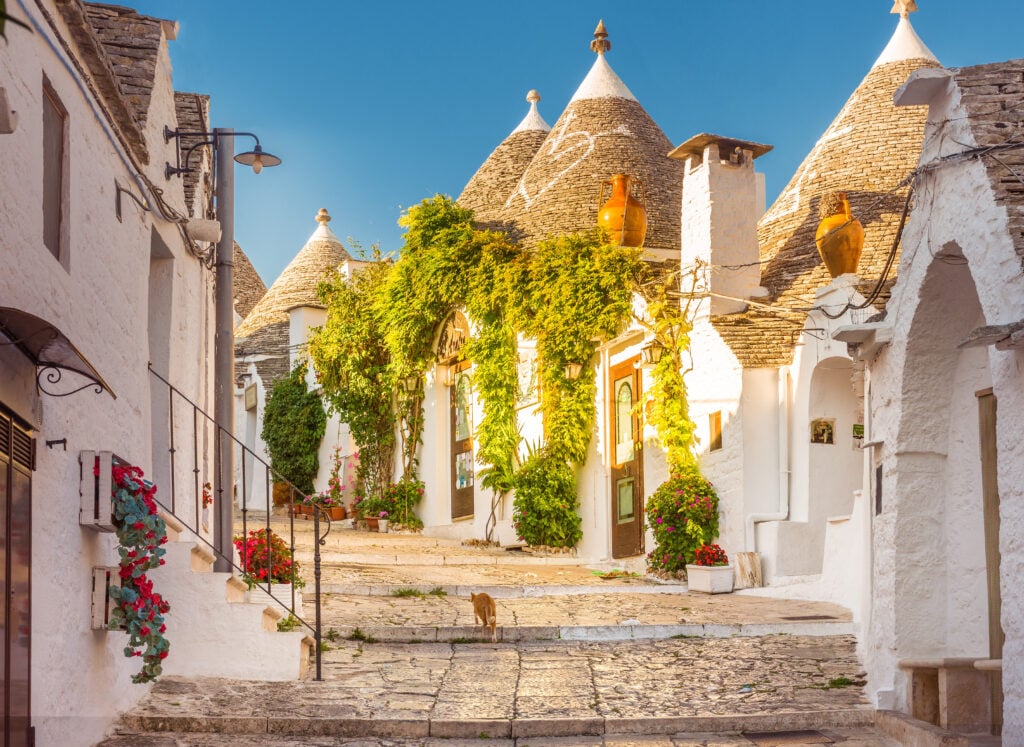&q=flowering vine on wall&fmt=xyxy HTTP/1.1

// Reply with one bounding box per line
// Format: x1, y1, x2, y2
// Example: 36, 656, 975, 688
102, 459, 171, 684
